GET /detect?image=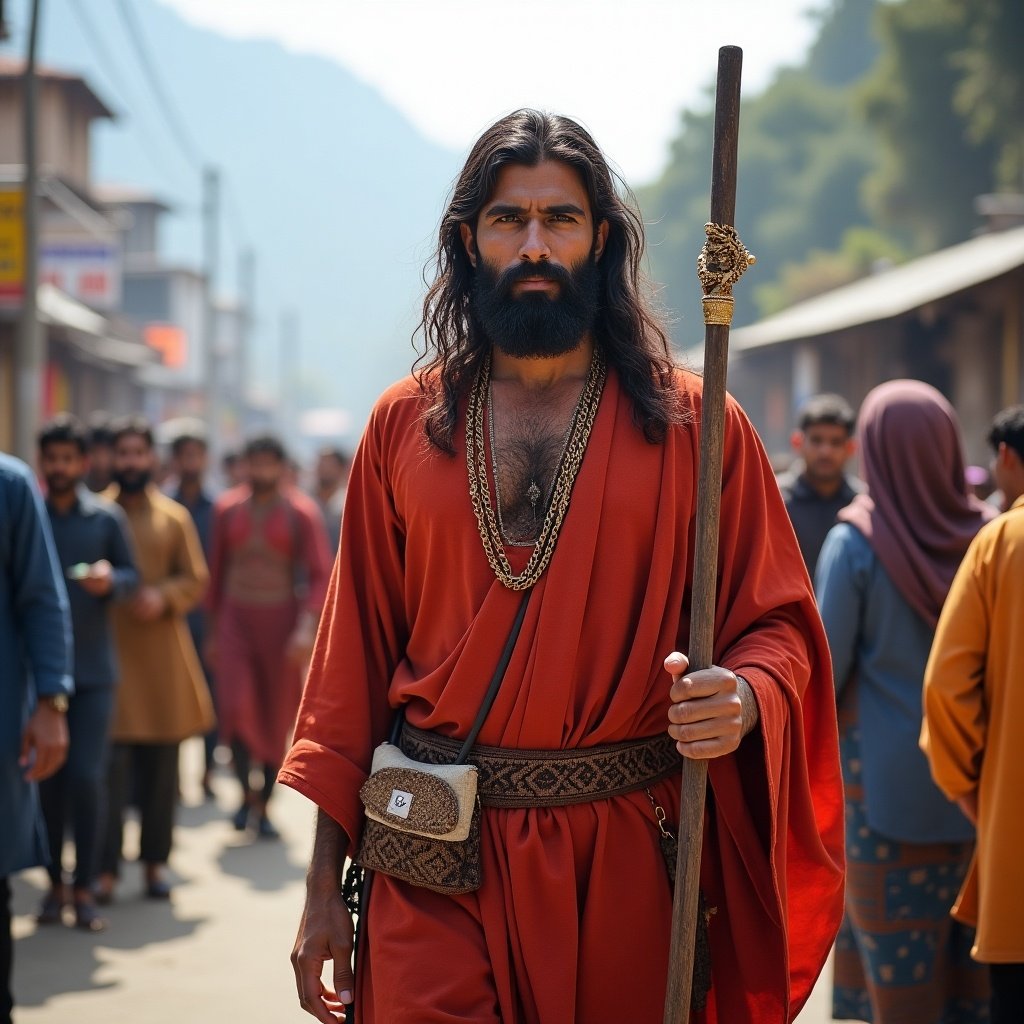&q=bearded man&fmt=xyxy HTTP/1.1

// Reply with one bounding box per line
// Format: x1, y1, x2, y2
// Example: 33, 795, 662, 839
97, 416, 213, 902
282, 110, 844, 1023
